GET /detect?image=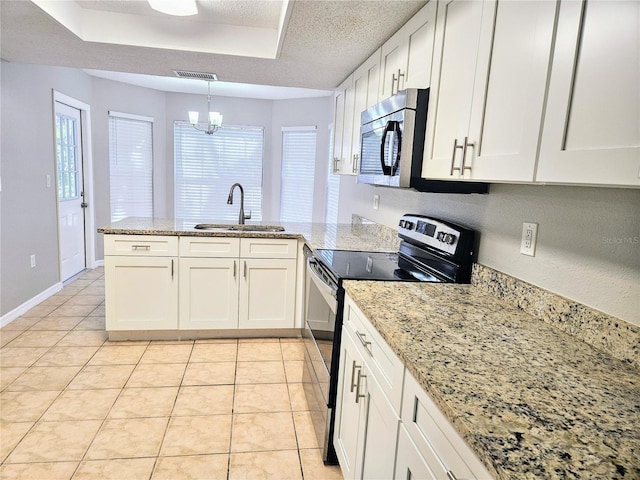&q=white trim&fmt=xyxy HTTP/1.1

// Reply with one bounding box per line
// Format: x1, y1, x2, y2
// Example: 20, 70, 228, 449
53, 90, 97, 279
281, 125, 317, 132
93, 259, 105, 268
108, 110, 154, 123
0, 283, 63, 327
